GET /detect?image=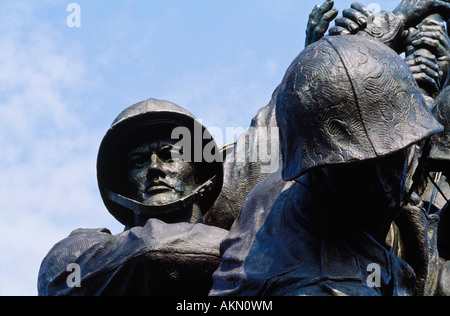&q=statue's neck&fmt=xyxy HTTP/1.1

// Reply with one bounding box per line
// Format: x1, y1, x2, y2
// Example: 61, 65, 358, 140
132, 202, 202, 227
